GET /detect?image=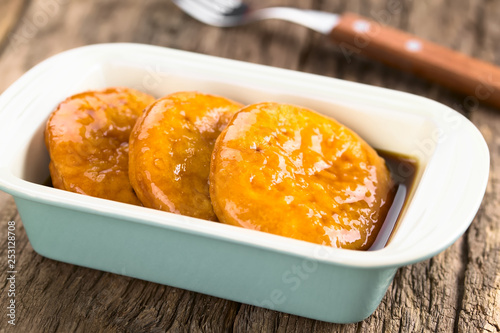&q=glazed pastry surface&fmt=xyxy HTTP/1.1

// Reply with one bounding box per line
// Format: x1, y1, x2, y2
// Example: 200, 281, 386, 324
45, 87, 155, 205
210, 102, 395, 249
129, 91, 243, 220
